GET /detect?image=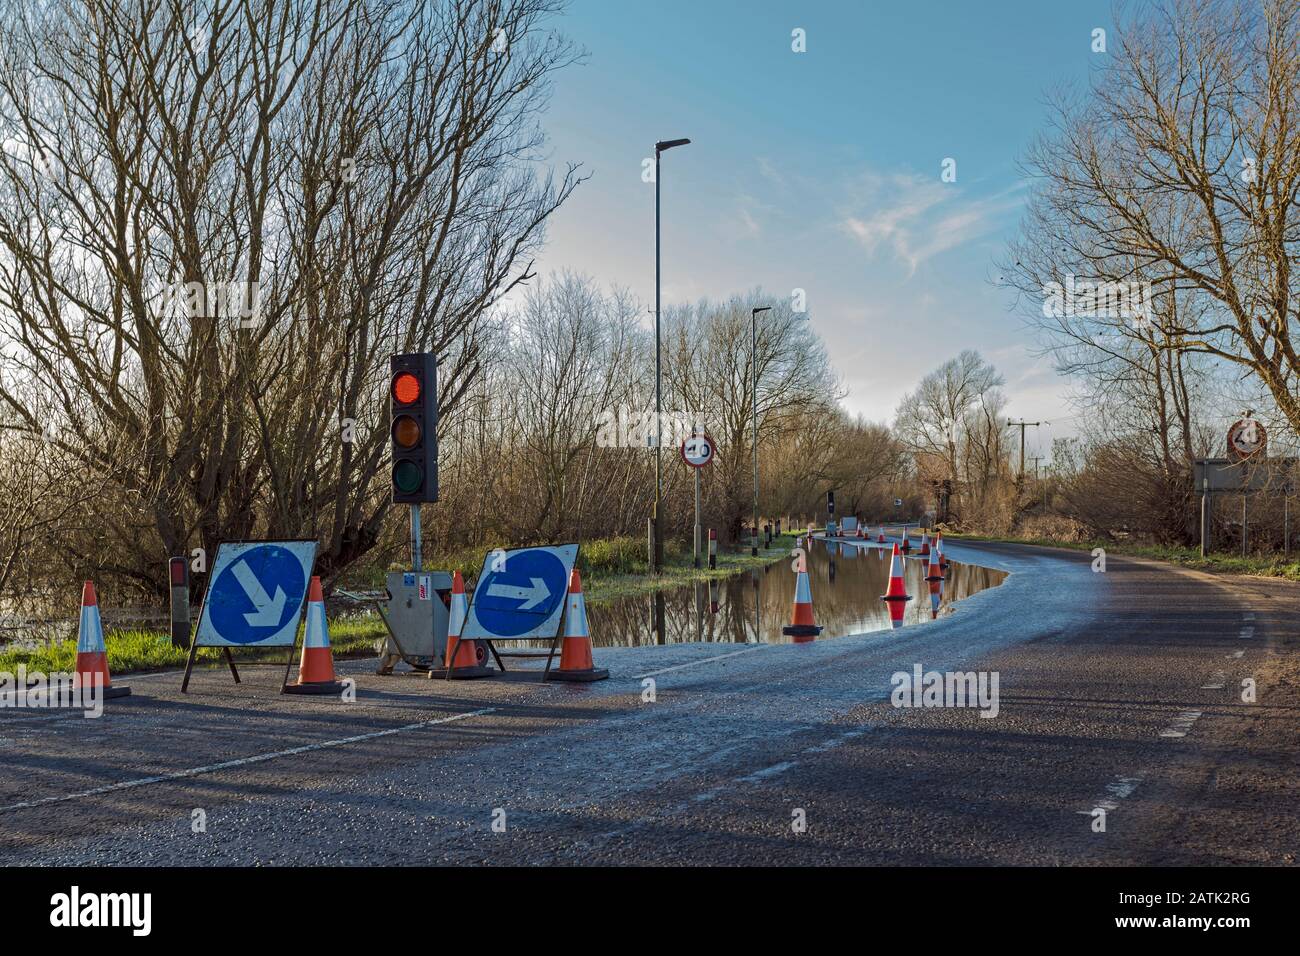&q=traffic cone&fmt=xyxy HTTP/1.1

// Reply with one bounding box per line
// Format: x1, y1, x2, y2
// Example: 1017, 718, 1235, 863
877, 527, 886, 544
919, 533, 930, 557
285, 576, 347, 695
72, 581, 130, 699
901, 526, 911, 553
547, 569, 608, 681
880, 544, 913, 629
935, 532, 950, 571
782, 554, 823, 642
429, 570, 495, 679
925, 538, 944, 582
